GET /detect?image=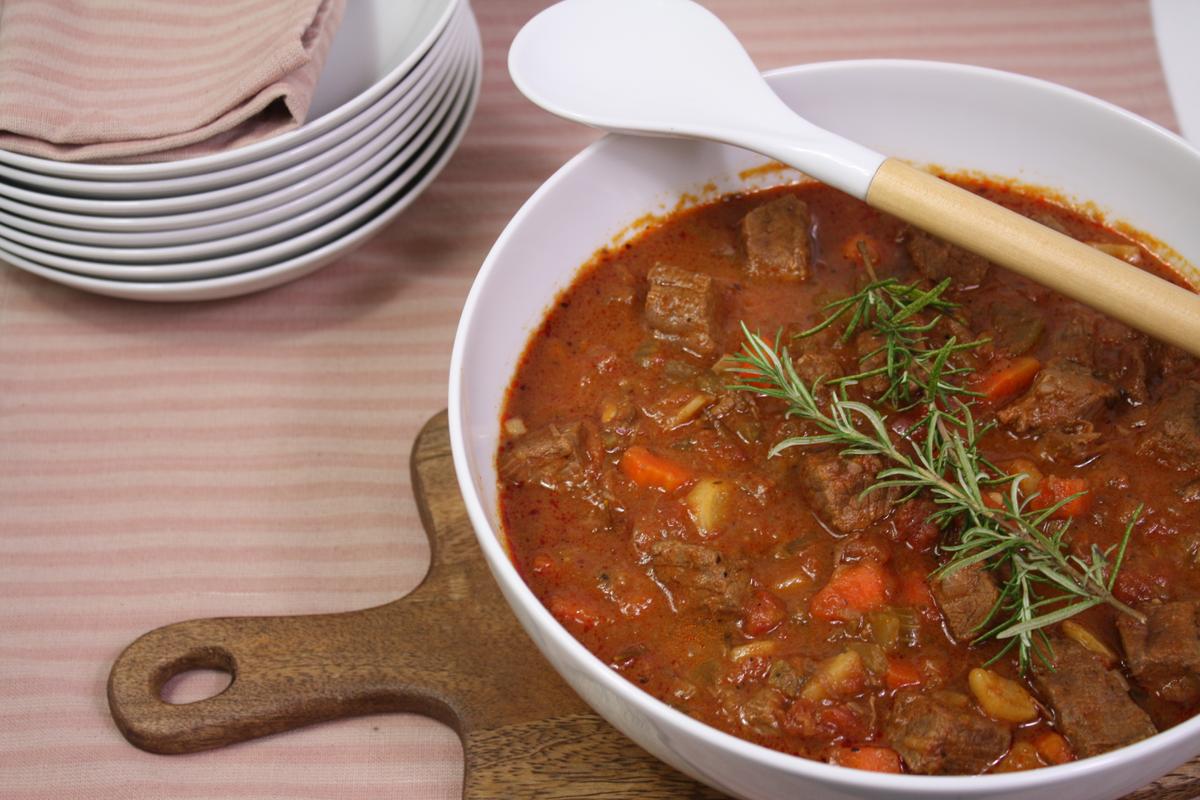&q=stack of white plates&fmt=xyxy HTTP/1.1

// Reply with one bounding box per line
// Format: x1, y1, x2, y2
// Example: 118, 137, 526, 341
0, 0, 480, 302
